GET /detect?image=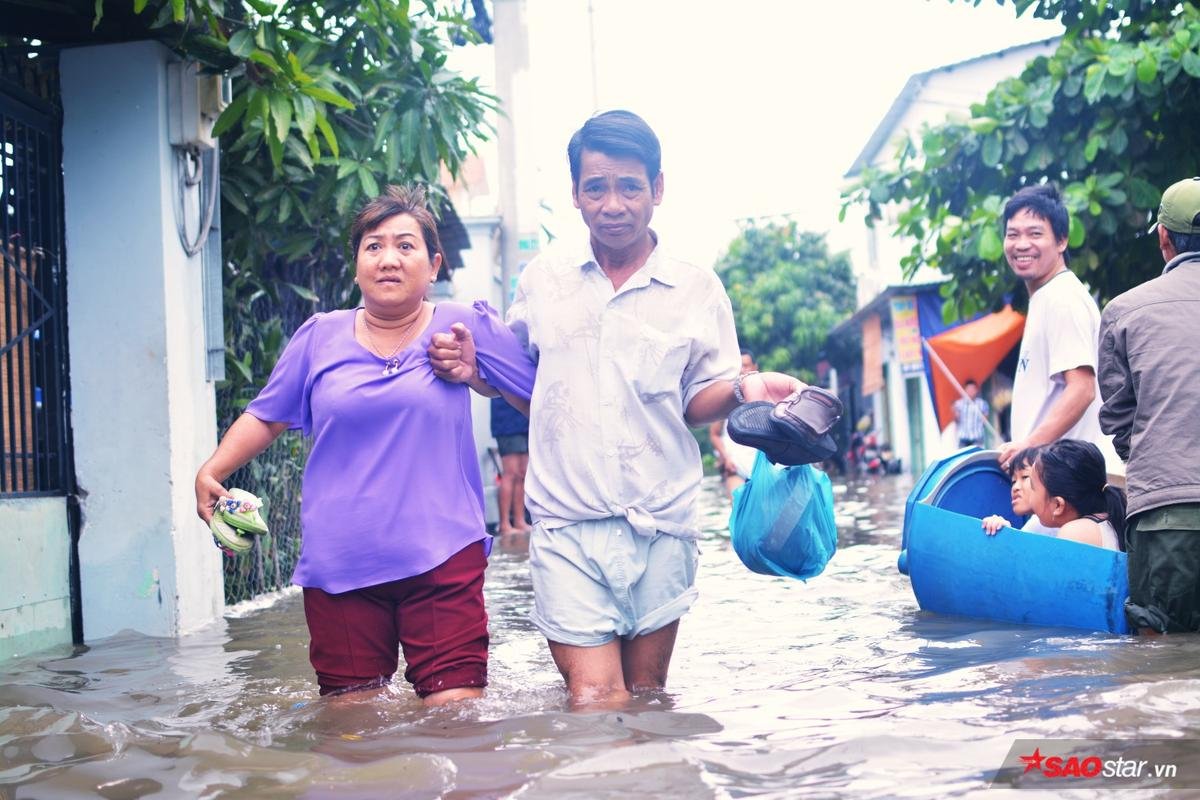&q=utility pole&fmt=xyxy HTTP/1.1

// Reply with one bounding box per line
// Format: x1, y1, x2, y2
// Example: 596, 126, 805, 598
587, 0, 599, 110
